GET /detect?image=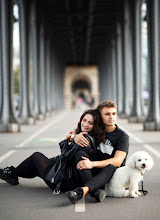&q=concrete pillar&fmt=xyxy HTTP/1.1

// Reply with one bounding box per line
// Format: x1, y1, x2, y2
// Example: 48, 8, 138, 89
116, 23, 123, 114
143, 0, 160, 130
0, 0, 20, 132
129, 0, 143, 123
121, 0, 132, 117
